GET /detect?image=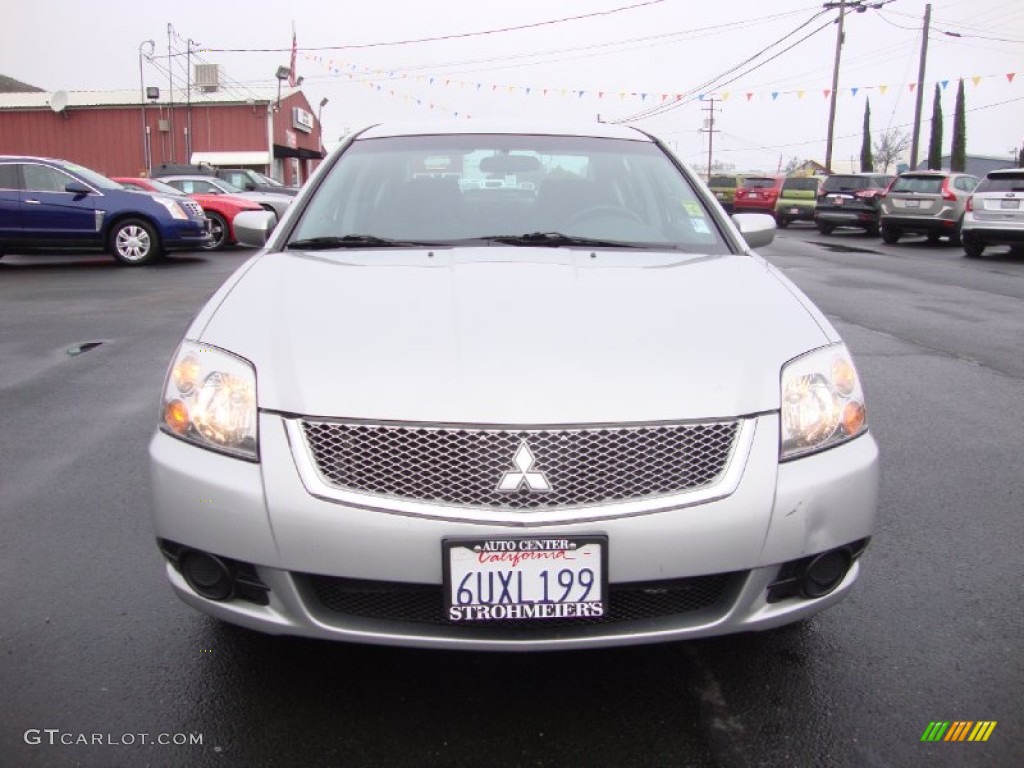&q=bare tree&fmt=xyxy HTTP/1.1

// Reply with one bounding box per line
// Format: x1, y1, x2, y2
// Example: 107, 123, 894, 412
783, 156, 805, 174
874, 128, 912, 174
